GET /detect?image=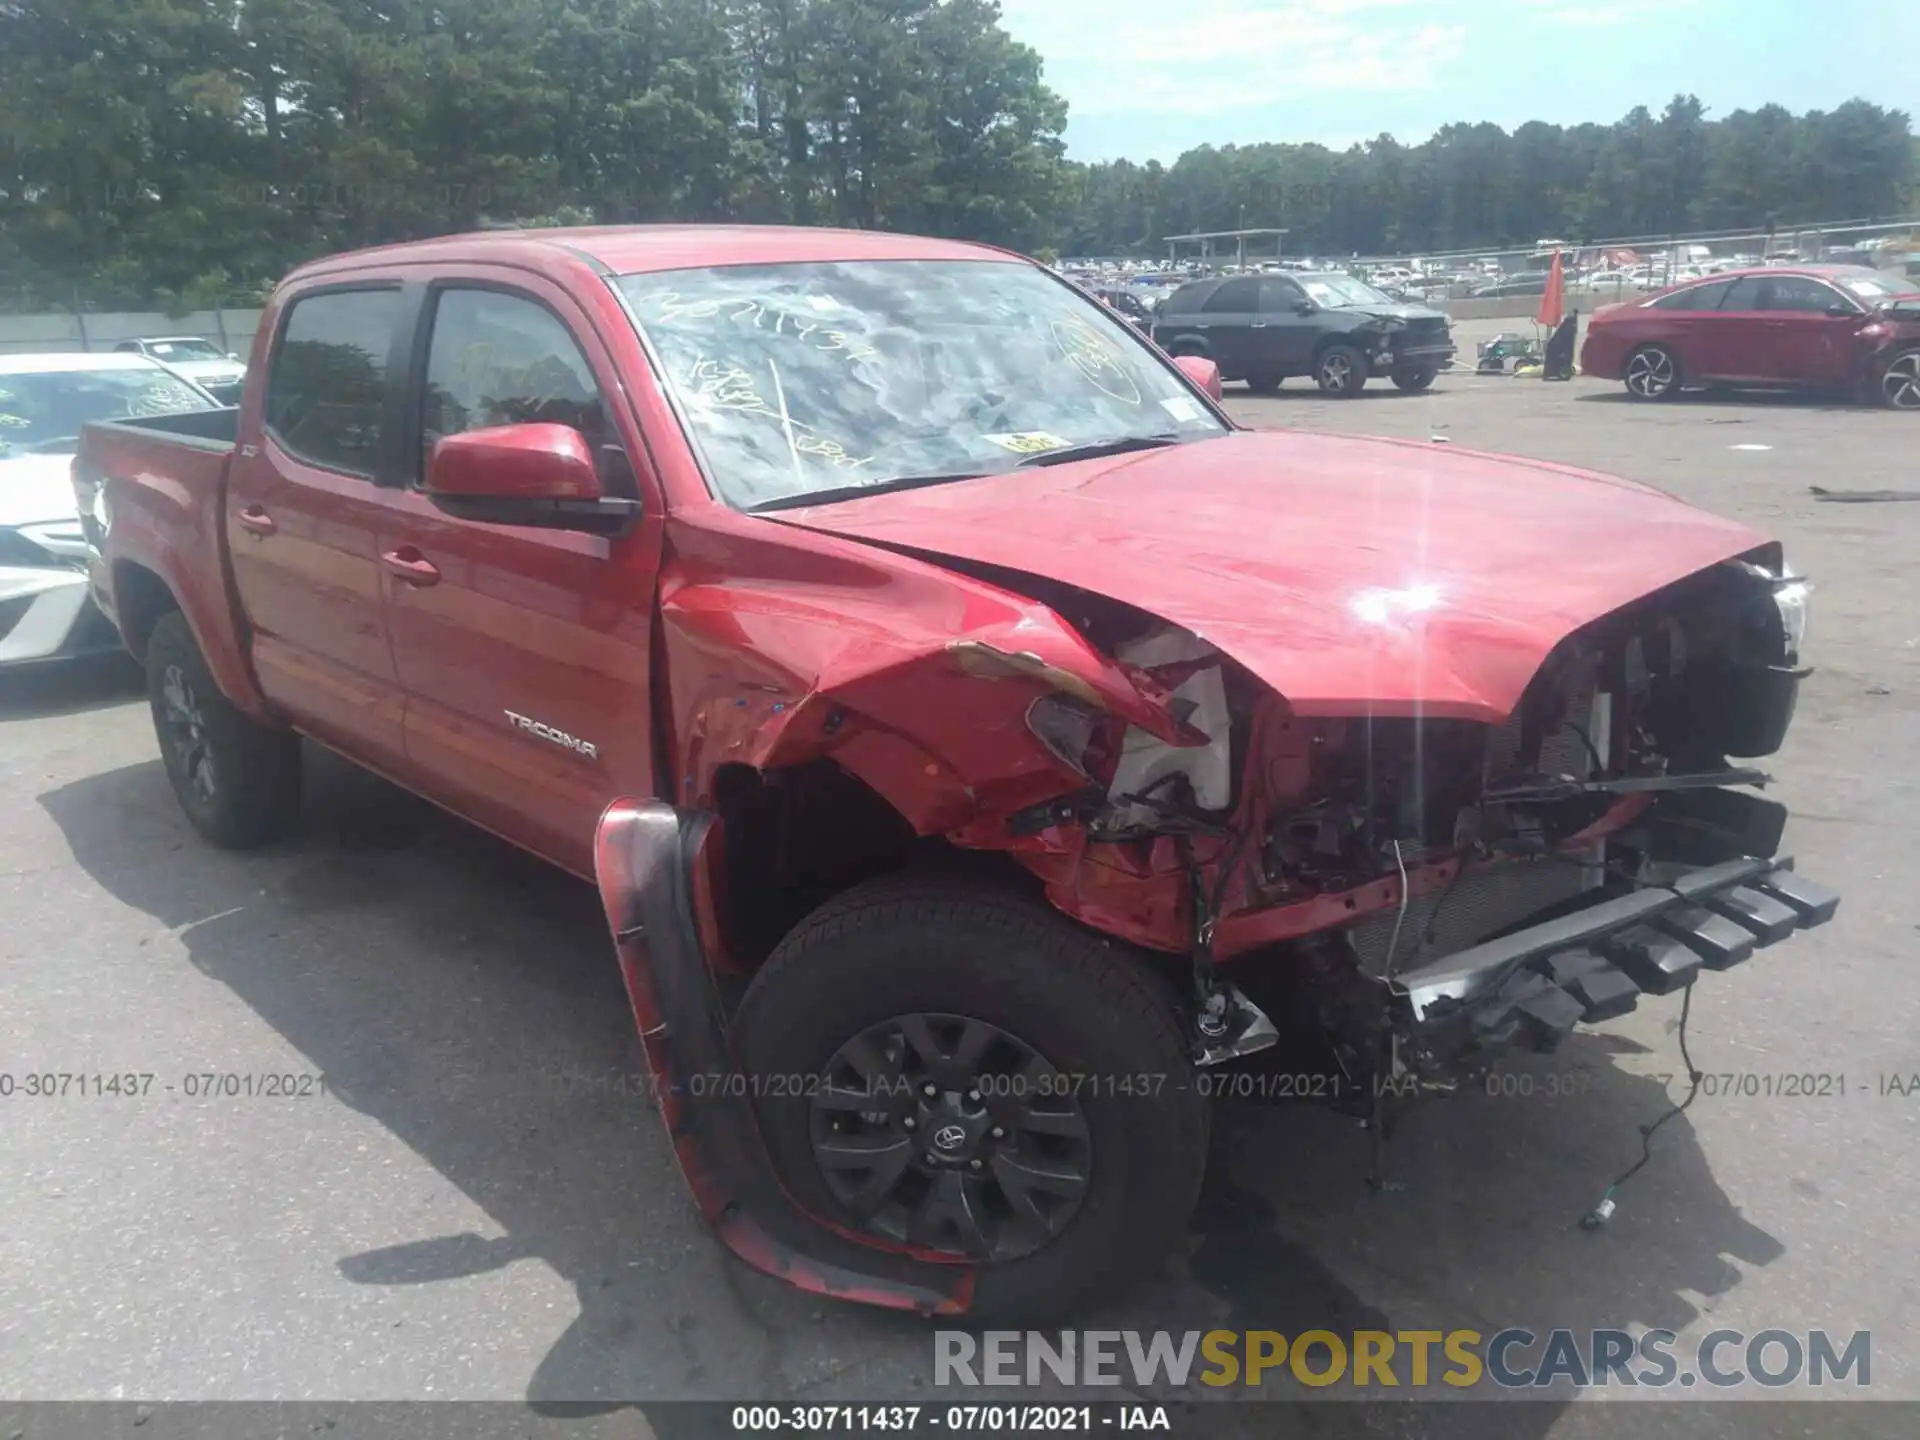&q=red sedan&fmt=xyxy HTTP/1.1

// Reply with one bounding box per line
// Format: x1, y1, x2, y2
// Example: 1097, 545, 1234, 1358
1579, 264, 1920, 407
